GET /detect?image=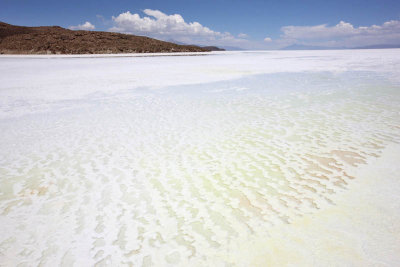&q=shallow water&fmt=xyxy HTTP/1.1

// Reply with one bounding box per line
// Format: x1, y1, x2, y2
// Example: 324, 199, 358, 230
1, 51, 400, 266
